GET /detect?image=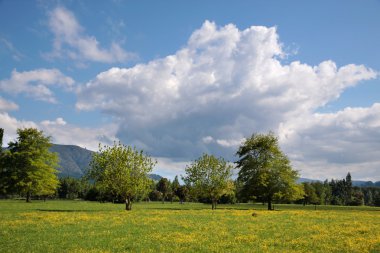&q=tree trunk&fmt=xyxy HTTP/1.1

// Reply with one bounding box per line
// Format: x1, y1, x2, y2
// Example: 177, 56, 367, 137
212, 199, 217, 210
267, 198, 272, 210
125, 197, 132, 211
26, 191, 31, 203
